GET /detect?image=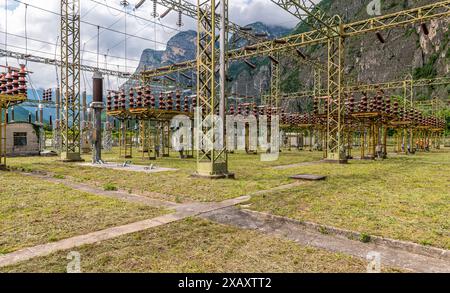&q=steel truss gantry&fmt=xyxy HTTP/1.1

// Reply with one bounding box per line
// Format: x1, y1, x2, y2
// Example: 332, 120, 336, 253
194, 0, 231, 177
142, 1, 450, 79
60, 0, 82, 161
0, 48, 134, 79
